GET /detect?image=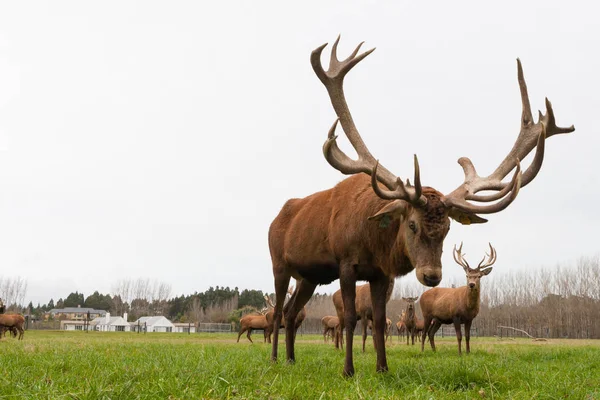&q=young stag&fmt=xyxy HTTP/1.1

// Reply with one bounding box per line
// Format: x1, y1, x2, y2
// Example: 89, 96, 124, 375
333, 282, 393, 352
269, 36, 574, 376
420, 243, 496, 354
321, 316, 339, 343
